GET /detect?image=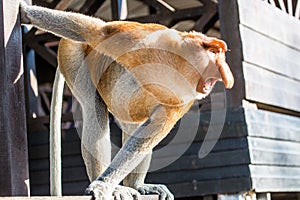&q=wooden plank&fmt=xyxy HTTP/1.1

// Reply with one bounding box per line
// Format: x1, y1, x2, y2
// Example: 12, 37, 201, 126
31, 182, 159, 199
0, 0, 29, 196
30, 155, 85, 171
33, 164, 251, 186
250, 148, 300, 166
153, 137, 248, 159
28, 133, 249, 162
0, 195, 159, 200
29, 127, 81, 146
248, 137, 300, 166
147, 165, 250, 184
238, 0, 300, 50
168, 177, 252, 197
0, 198, 90, 200
245, 108, 300, 142
252, 177, 300, 192
29, 140, 249, 172
29, 141, 81, 160
28, 107, 248, 159
243, 62, 300, 112
240, 25, 300, 82
152, 149, 250, 173
29, 140, 249, 186
250, 165, 300, 180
